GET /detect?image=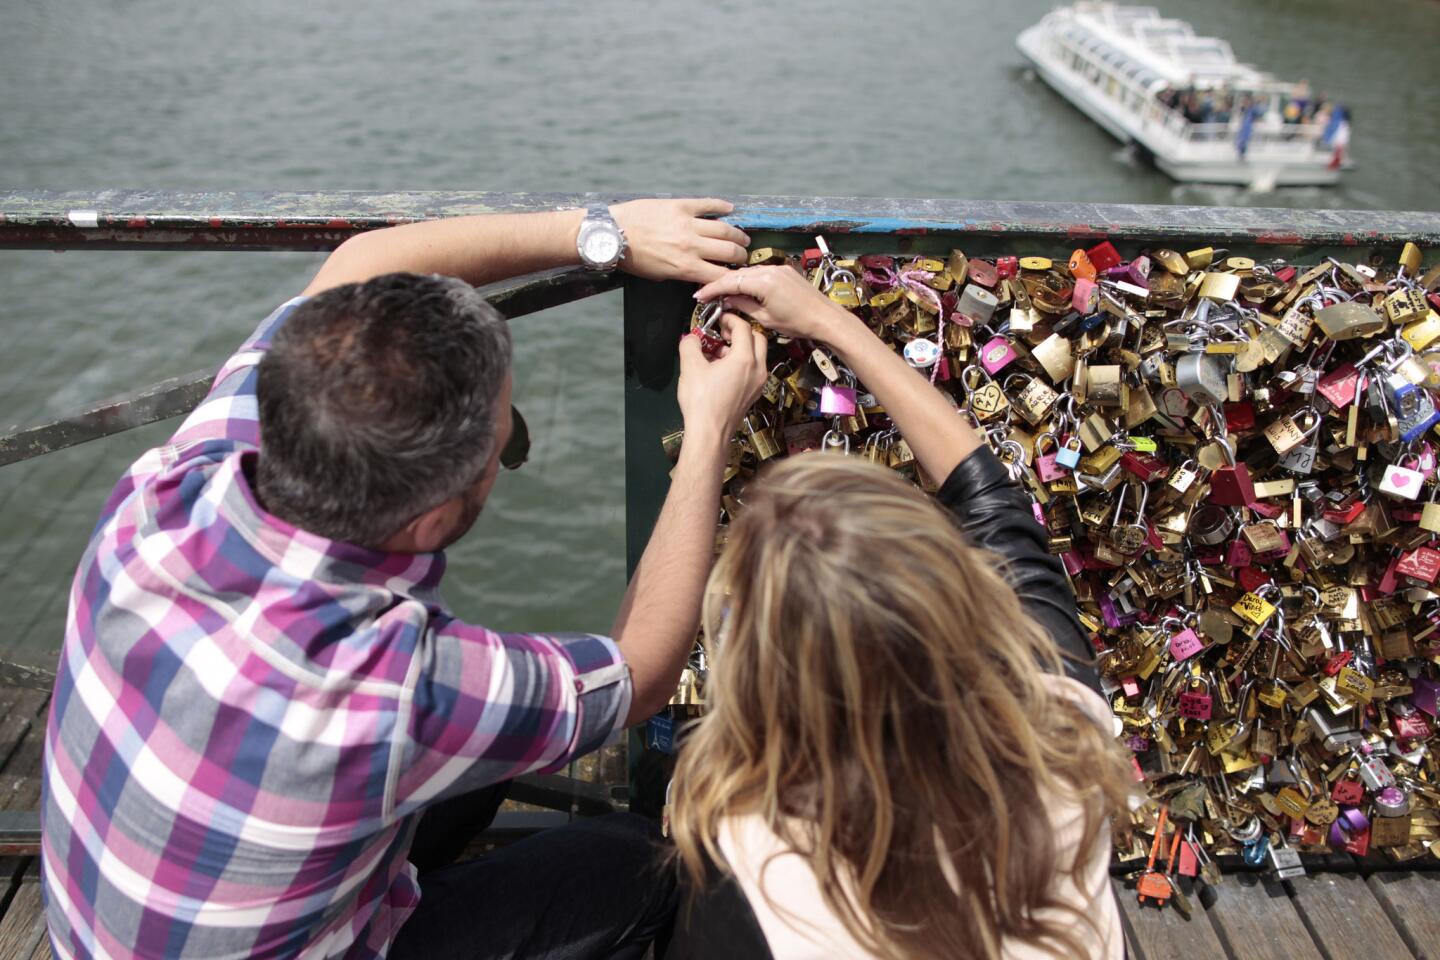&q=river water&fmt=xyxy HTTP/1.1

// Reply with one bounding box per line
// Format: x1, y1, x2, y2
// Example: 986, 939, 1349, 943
2, 0, 1438, 666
